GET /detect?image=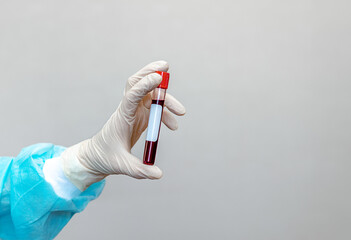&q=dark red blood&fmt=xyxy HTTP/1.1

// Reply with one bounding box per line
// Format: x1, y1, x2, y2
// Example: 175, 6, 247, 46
151, 99, 165, 106
143, 140, 158, 165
